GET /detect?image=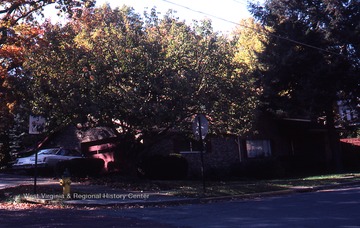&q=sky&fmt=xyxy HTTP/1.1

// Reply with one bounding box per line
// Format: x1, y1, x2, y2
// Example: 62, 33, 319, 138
94, 0, 254, 33
44, 0, 261, 34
